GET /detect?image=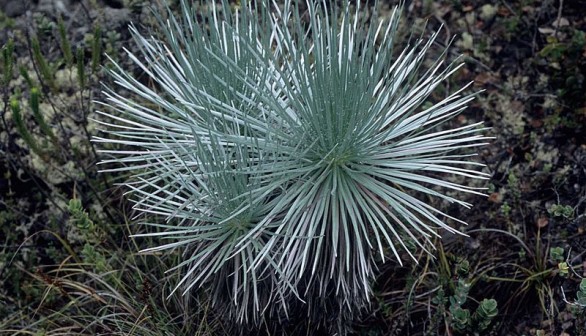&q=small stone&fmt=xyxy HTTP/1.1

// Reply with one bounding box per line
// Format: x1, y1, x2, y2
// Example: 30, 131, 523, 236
1, 0, 26, 17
